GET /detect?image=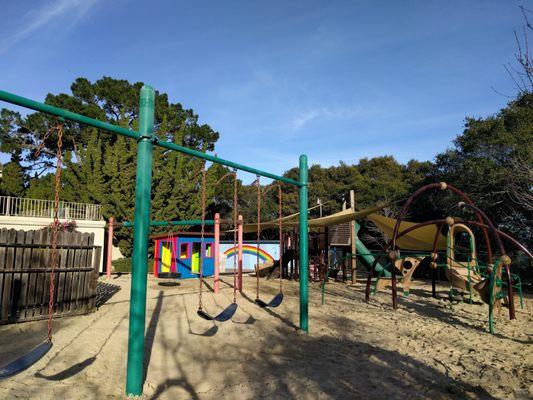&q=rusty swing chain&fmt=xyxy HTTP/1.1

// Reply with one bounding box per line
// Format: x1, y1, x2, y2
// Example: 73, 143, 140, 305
198, 163, 207, 312
278, 184, 283, 294
256, 175, 261, 301
232, 169, 238, 303
35, 123, 63, 341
